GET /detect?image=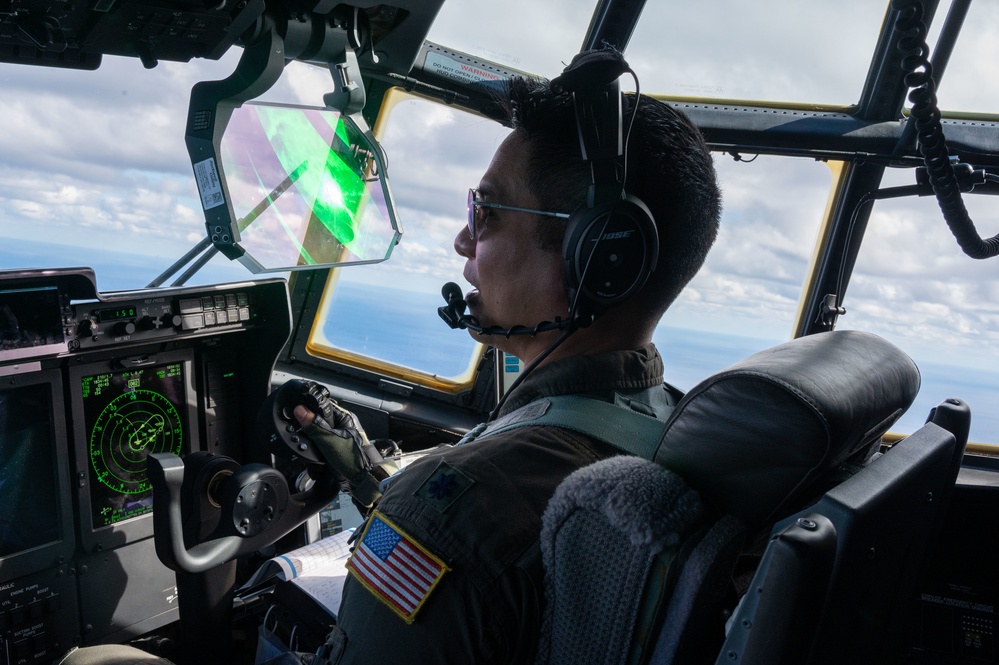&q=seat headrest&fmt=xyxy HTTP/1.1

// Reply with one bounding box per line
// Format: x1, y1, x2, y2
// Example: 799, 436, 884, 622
654, 330, 920, 529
